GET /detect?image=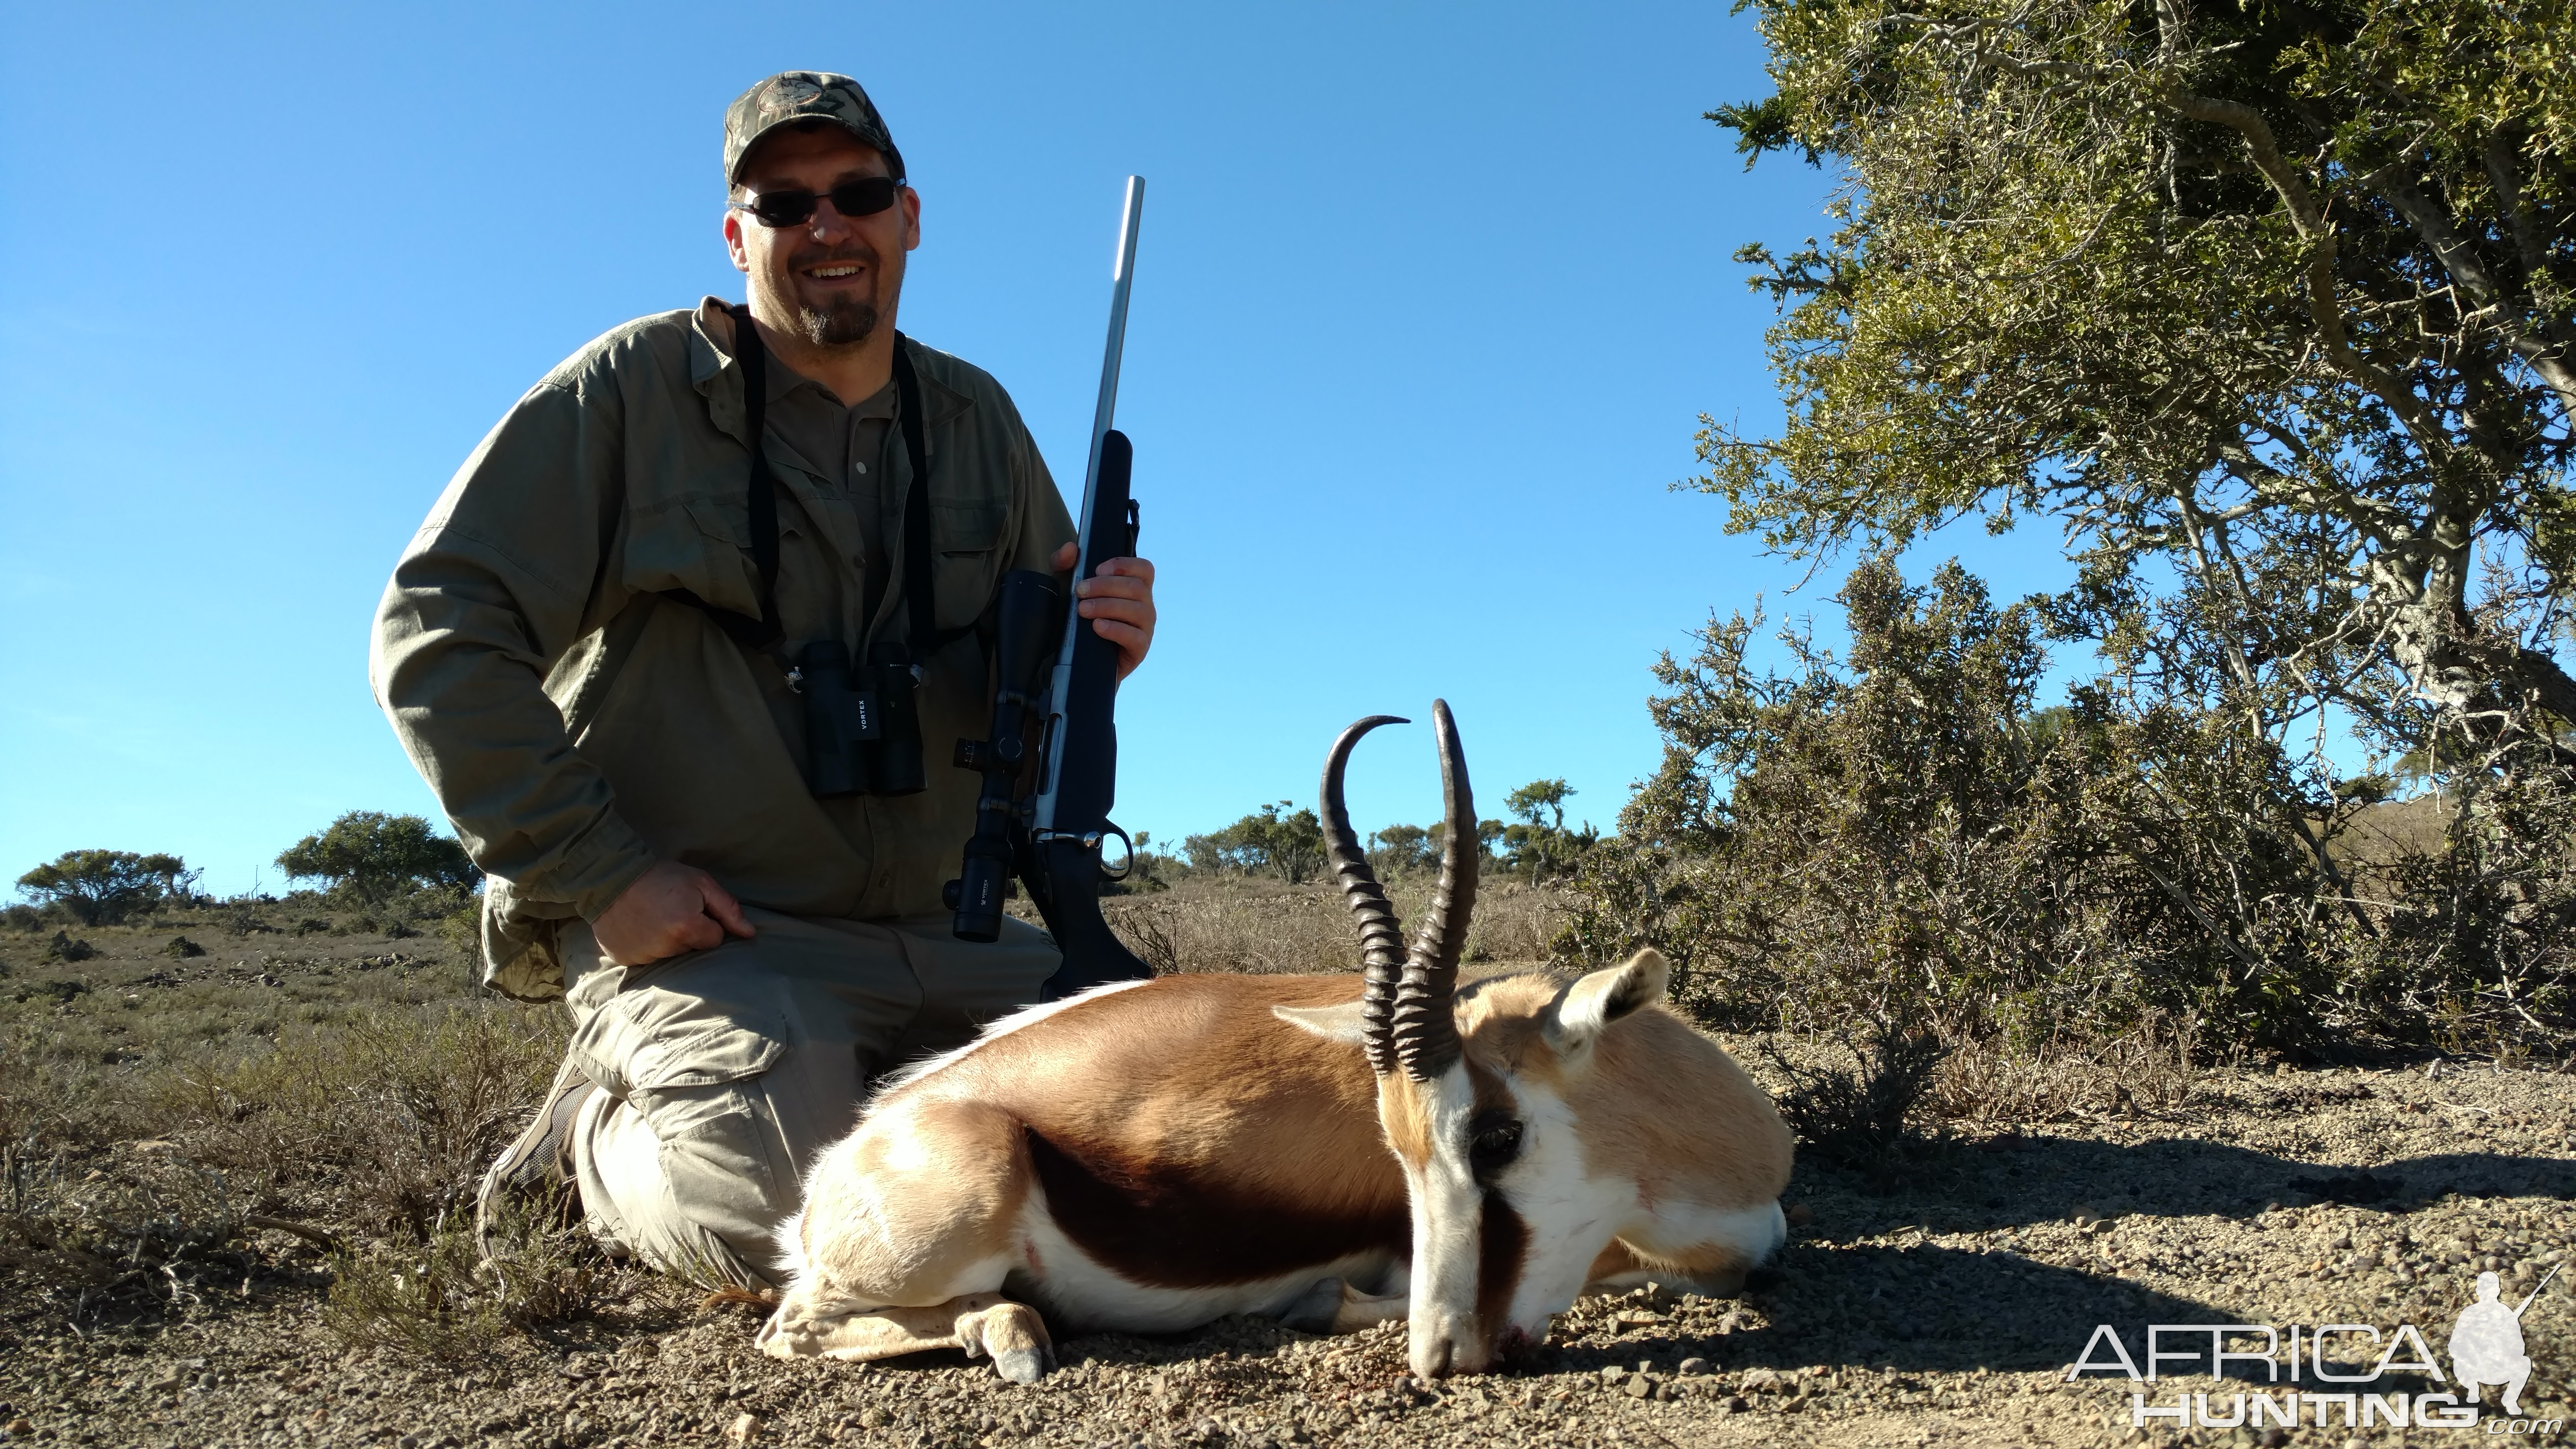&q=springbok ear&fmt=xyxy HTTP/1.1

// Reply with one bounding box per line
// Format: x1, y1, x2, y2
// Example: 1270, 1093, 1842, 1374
1273, 1000, 1372, 1045
1543, 949, 1672, 1059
